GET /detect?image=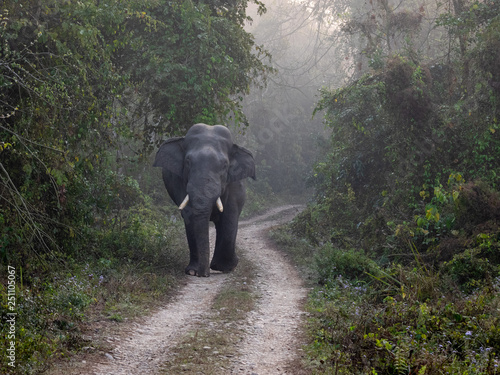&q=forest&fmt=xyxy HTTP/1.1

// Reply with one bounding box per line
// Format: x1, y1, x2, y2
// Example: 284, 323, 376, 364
1, 0, 500, 374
